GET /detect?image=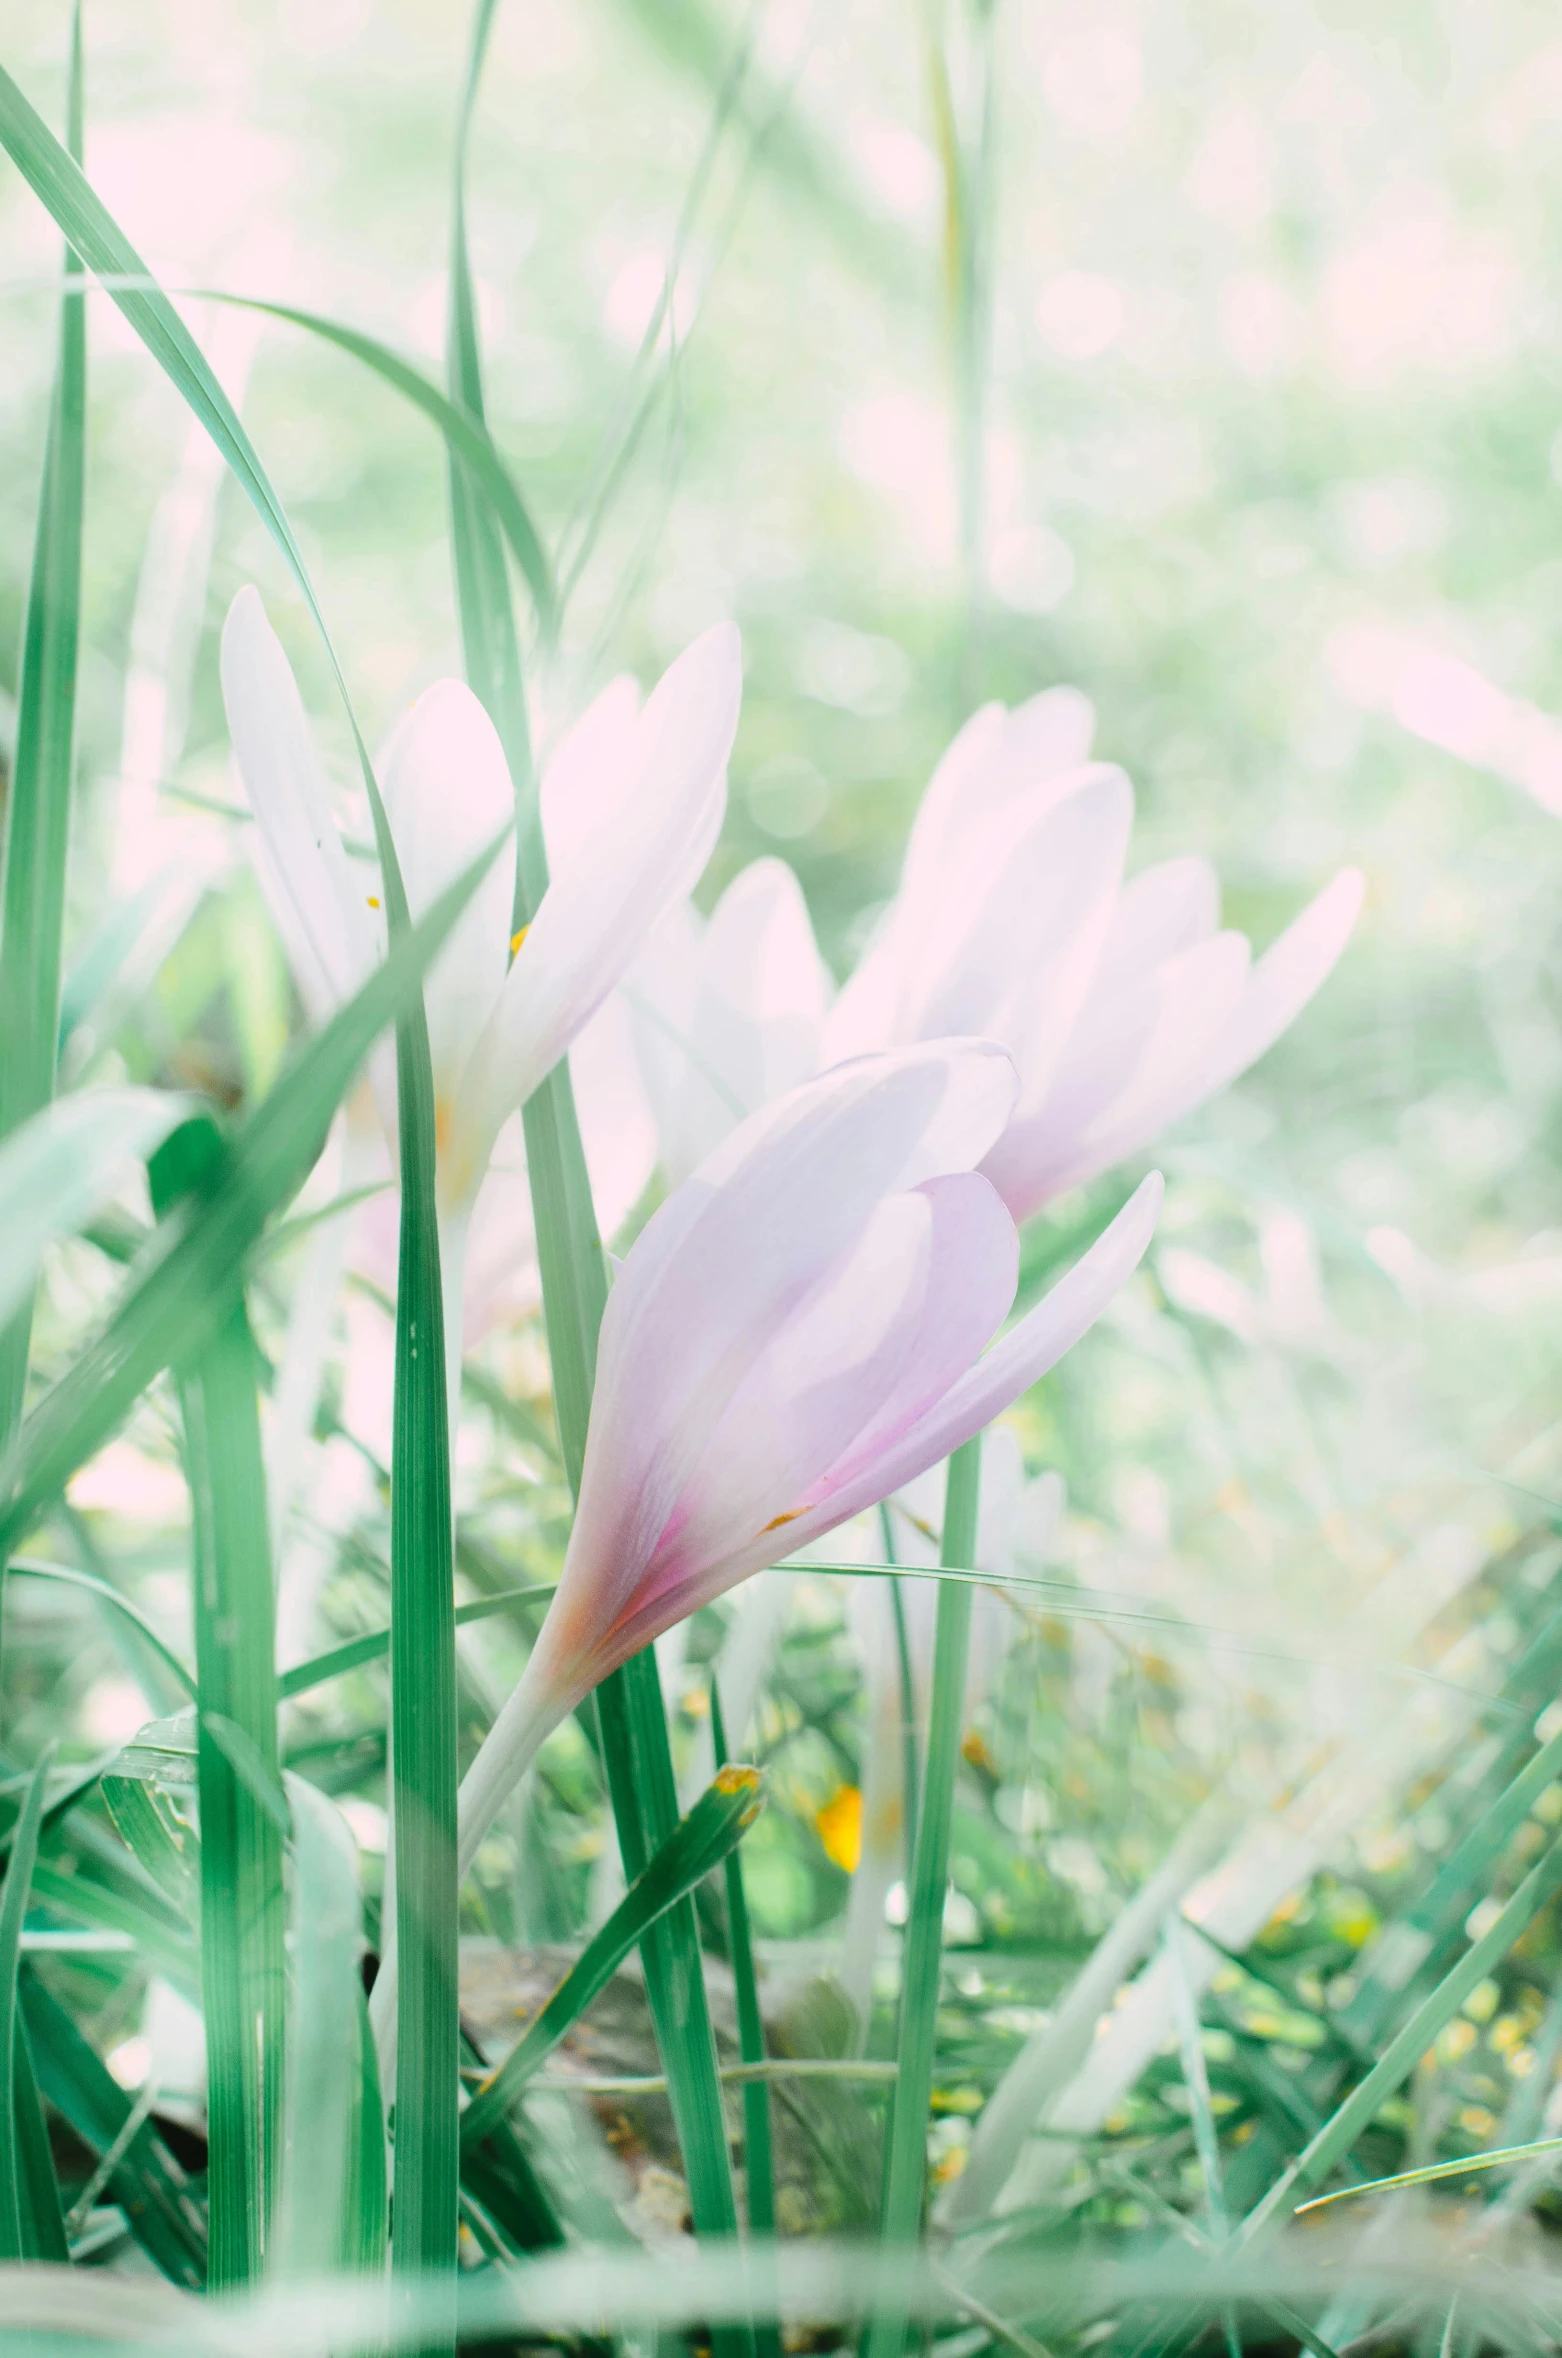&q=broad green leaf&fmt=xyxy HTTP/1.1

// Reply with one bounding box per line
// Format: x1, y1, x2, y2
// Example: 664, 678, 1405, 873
460, 1766, 763, 2150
